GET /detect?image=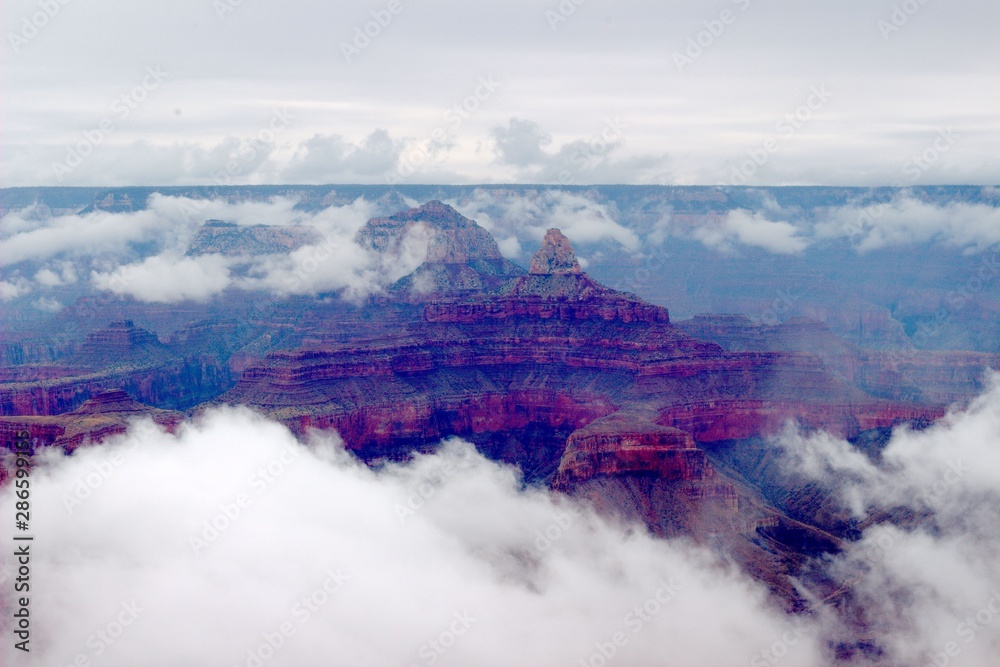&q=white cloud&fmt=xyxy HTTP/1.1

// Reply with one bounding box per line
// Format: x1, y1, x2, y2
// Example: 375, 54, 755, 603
92, 253, 234, 303
451, 189, 640, 253
0, 277, 32, 301
282, 130, 405, 184
775, 373, 1000, 666
32, 296, 64, 312
0, 195, 320, 269
540, 191, 641, 250
691, 209, 809, 255
0, 407, 826, 667
238, 197, 430, 300
0, 208, 171, 266
488, 118, 670, 185
496, 235, 522, 259
2, 195, 427, 303
35, 262, 78, 287
3, 341, 1000, 666
815, 195, 1000, 251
